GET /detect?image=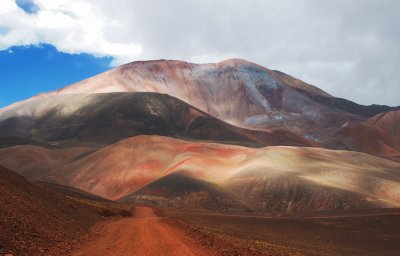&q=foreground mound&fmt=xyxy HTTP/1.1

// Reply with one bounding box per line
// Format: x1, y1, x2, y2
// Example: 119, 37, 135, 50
0, 166, 126, 255
121, 173, 252, 212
